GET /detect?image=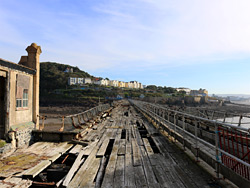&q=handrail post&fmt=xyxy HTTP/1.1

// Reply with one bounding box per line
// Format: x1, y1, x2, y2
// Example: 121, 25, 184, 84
182, 115, 186, 150
215, 123, 220, 179
174, 113, 177, 142
195, 120, 199, 161
238, 115, 243, 127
